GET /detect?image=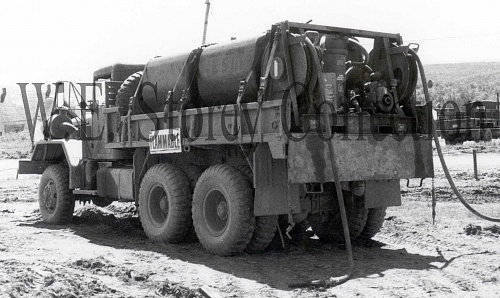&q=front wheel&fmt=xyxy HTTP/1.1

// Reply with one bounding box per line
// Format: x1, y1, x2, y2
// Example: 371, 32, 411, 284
192, 165, 255, 256
38, 165, 74, 224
